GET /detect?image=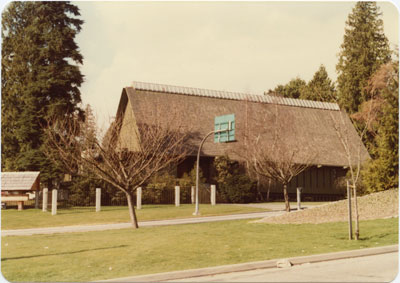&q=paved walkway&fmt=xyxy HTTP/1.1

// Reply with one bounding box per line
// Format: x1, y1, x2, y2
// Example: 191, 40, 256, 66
2, 210, 284, 236
226, 203, 323, 211
100, 245, 398, 282
172, 252, 399, 282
